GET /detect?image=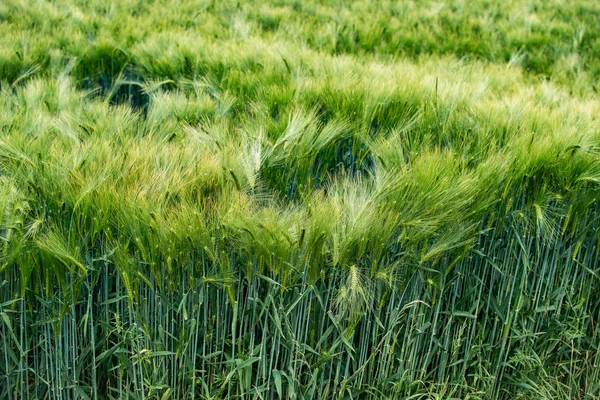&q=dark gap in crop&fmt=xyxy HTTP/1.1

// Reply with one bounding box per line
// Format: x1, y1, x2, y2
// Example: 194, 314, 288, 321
81, 65, 150, 115
108, 69, 150, 115
328, 136, 374, 178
